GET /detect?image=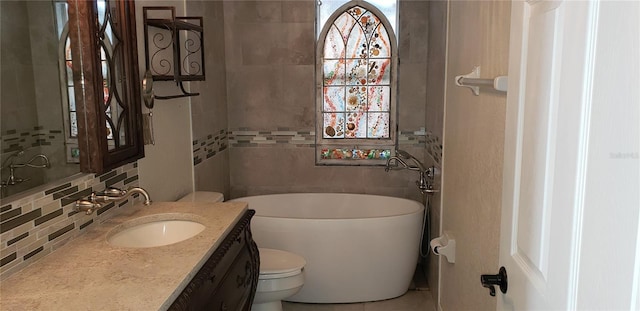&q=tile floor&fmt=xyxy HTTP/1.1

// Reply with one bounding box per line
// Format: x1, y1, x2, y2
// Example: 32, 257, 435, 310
282, 289, 437, 311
